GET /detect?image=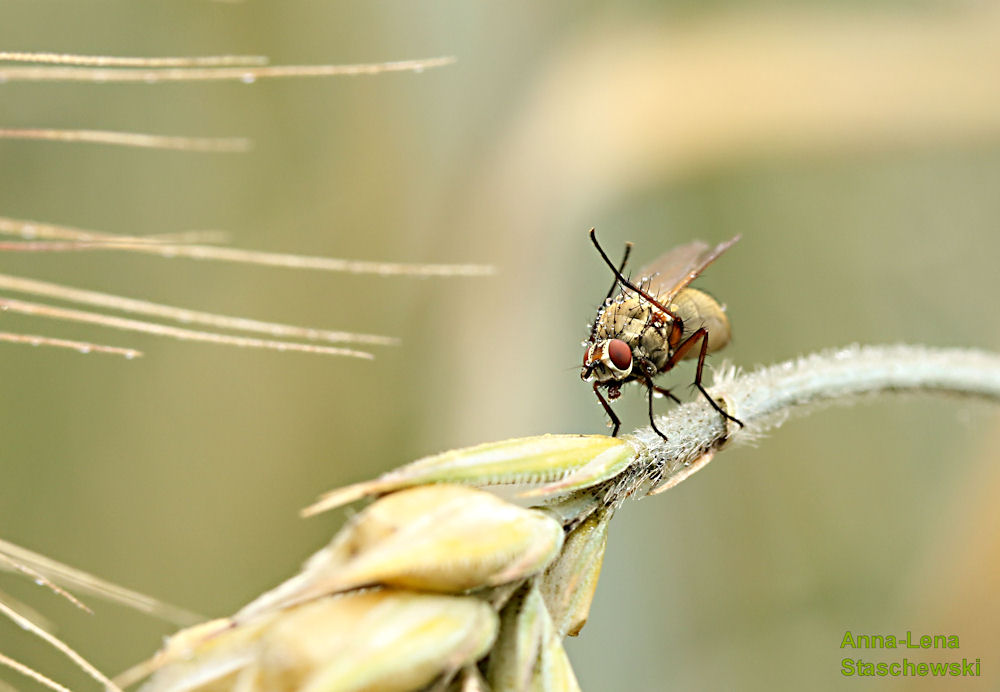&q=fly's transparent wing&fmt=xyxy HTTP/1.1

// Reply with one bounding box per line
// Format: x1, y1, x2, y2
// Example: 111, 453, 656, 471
634, 235, 740, 304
